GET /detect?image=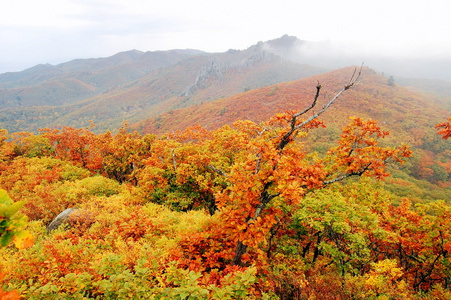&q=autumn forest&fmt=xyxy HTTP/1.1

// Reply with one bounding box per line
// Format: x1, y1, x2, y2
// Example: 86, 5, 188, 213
1, 37, 451, 299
